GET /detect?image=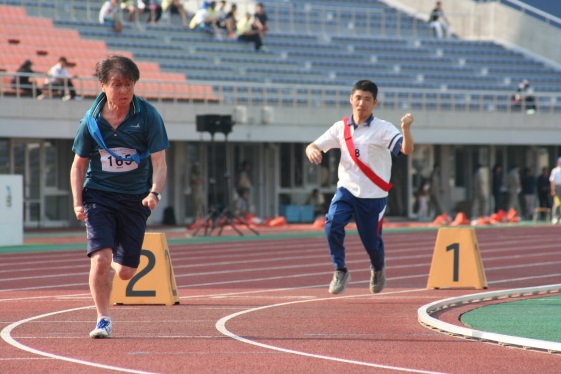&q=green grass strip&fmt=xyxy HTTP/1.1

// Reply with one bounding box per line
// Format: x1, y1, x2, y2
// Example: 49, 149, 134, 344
461, 295, 561, 343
